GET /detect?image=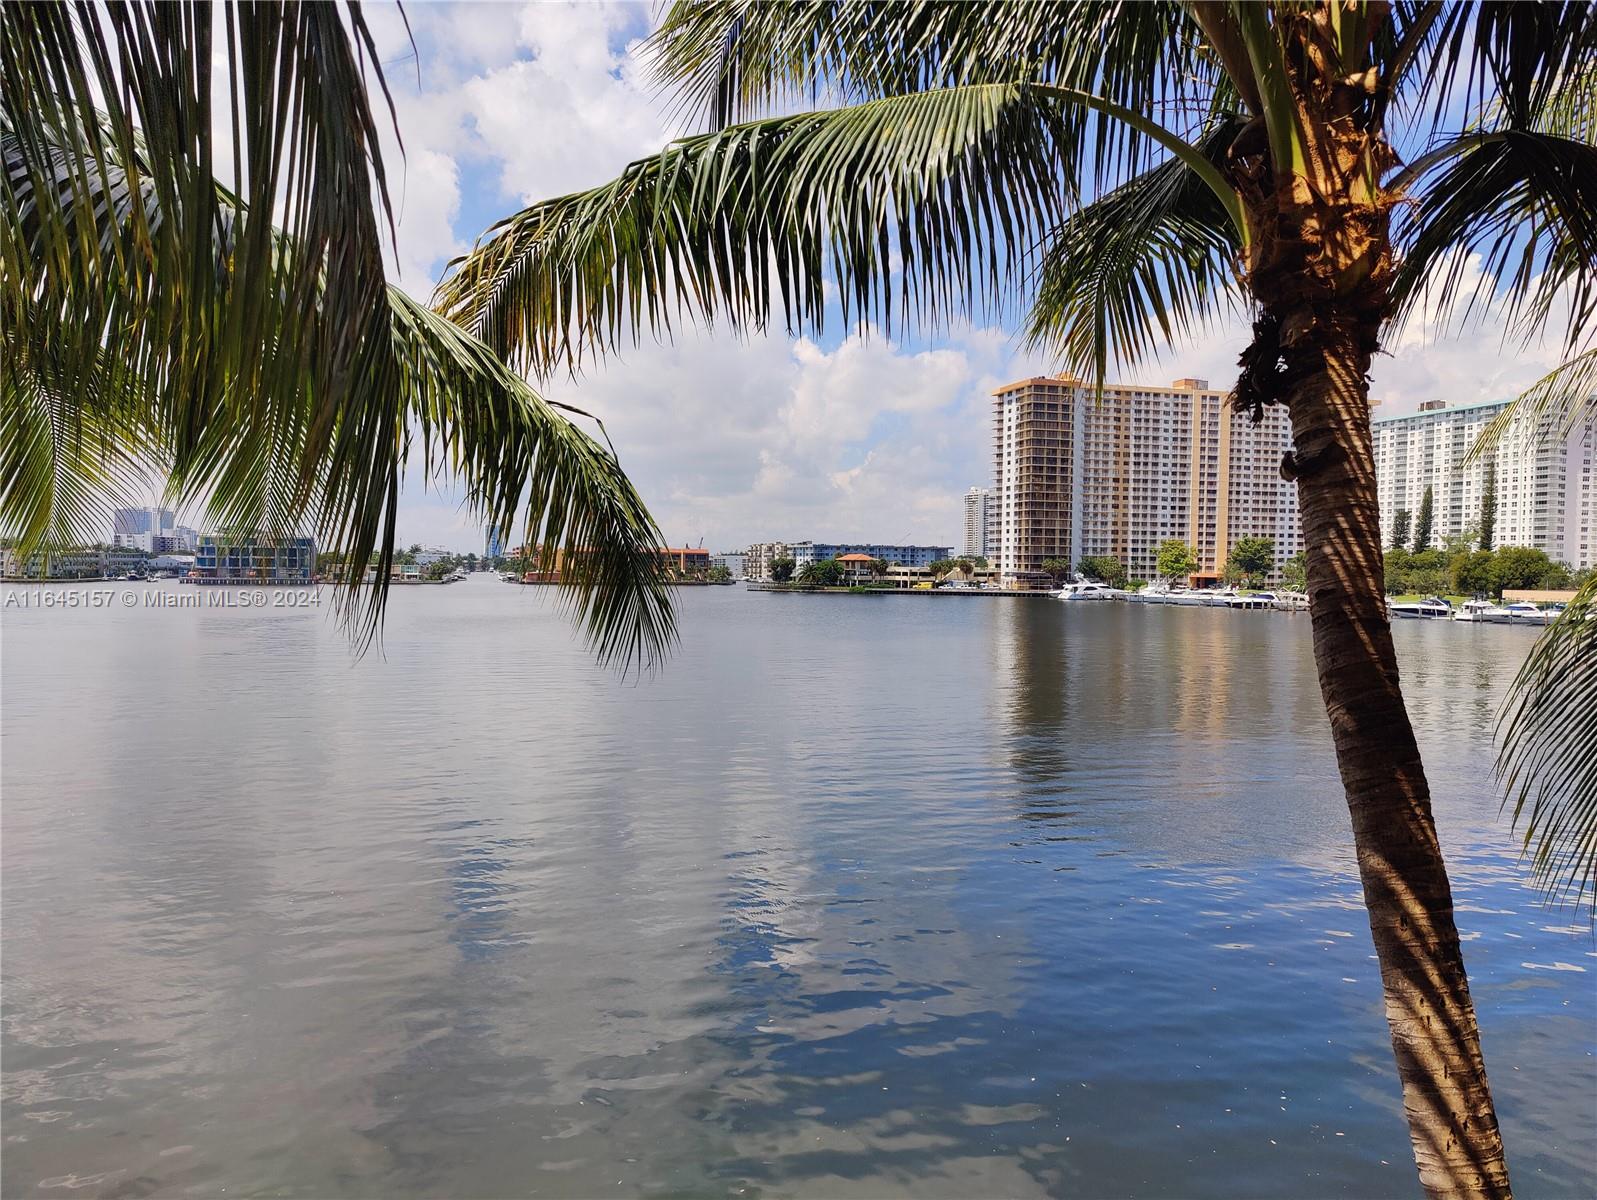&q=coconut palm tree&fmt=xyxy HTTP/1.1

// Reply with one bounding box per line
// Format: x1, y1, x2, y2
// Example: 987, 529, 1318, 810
437, 4, 1597, 1195
0, 2, 674, 668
